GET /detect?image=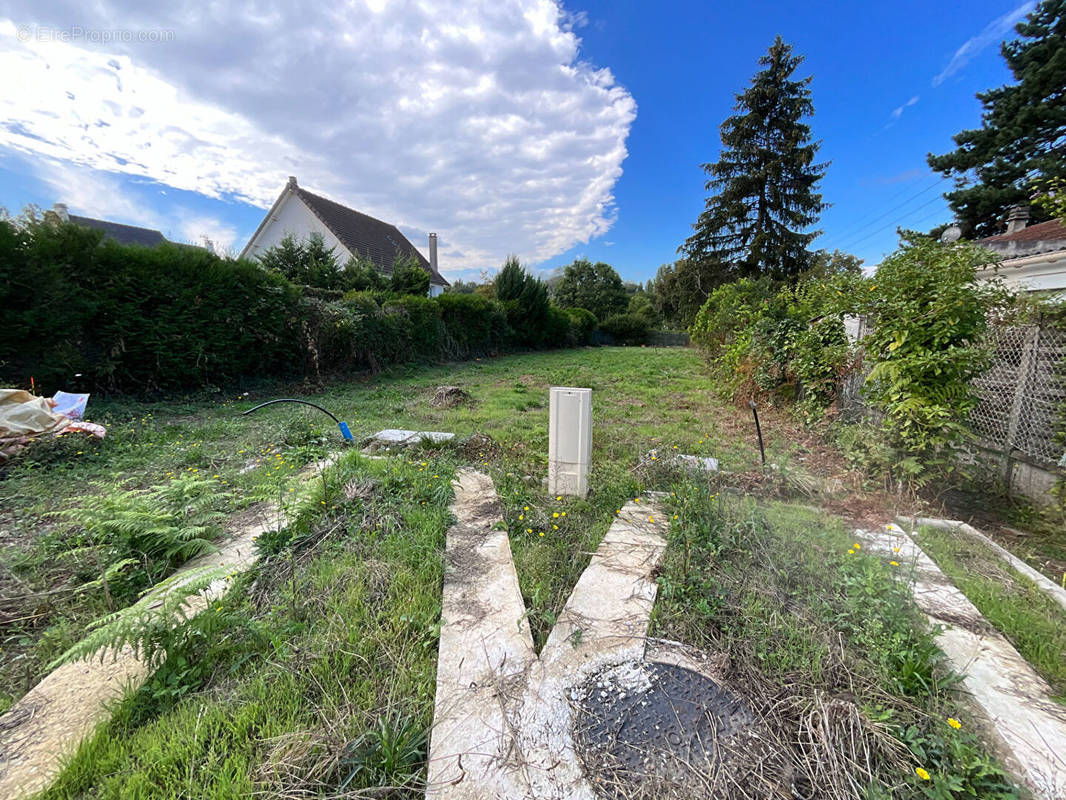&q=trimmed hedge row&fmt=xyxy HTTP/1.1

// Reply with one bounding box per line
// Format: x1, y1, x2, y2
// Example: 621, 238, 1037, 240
0, 219, 574, 394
